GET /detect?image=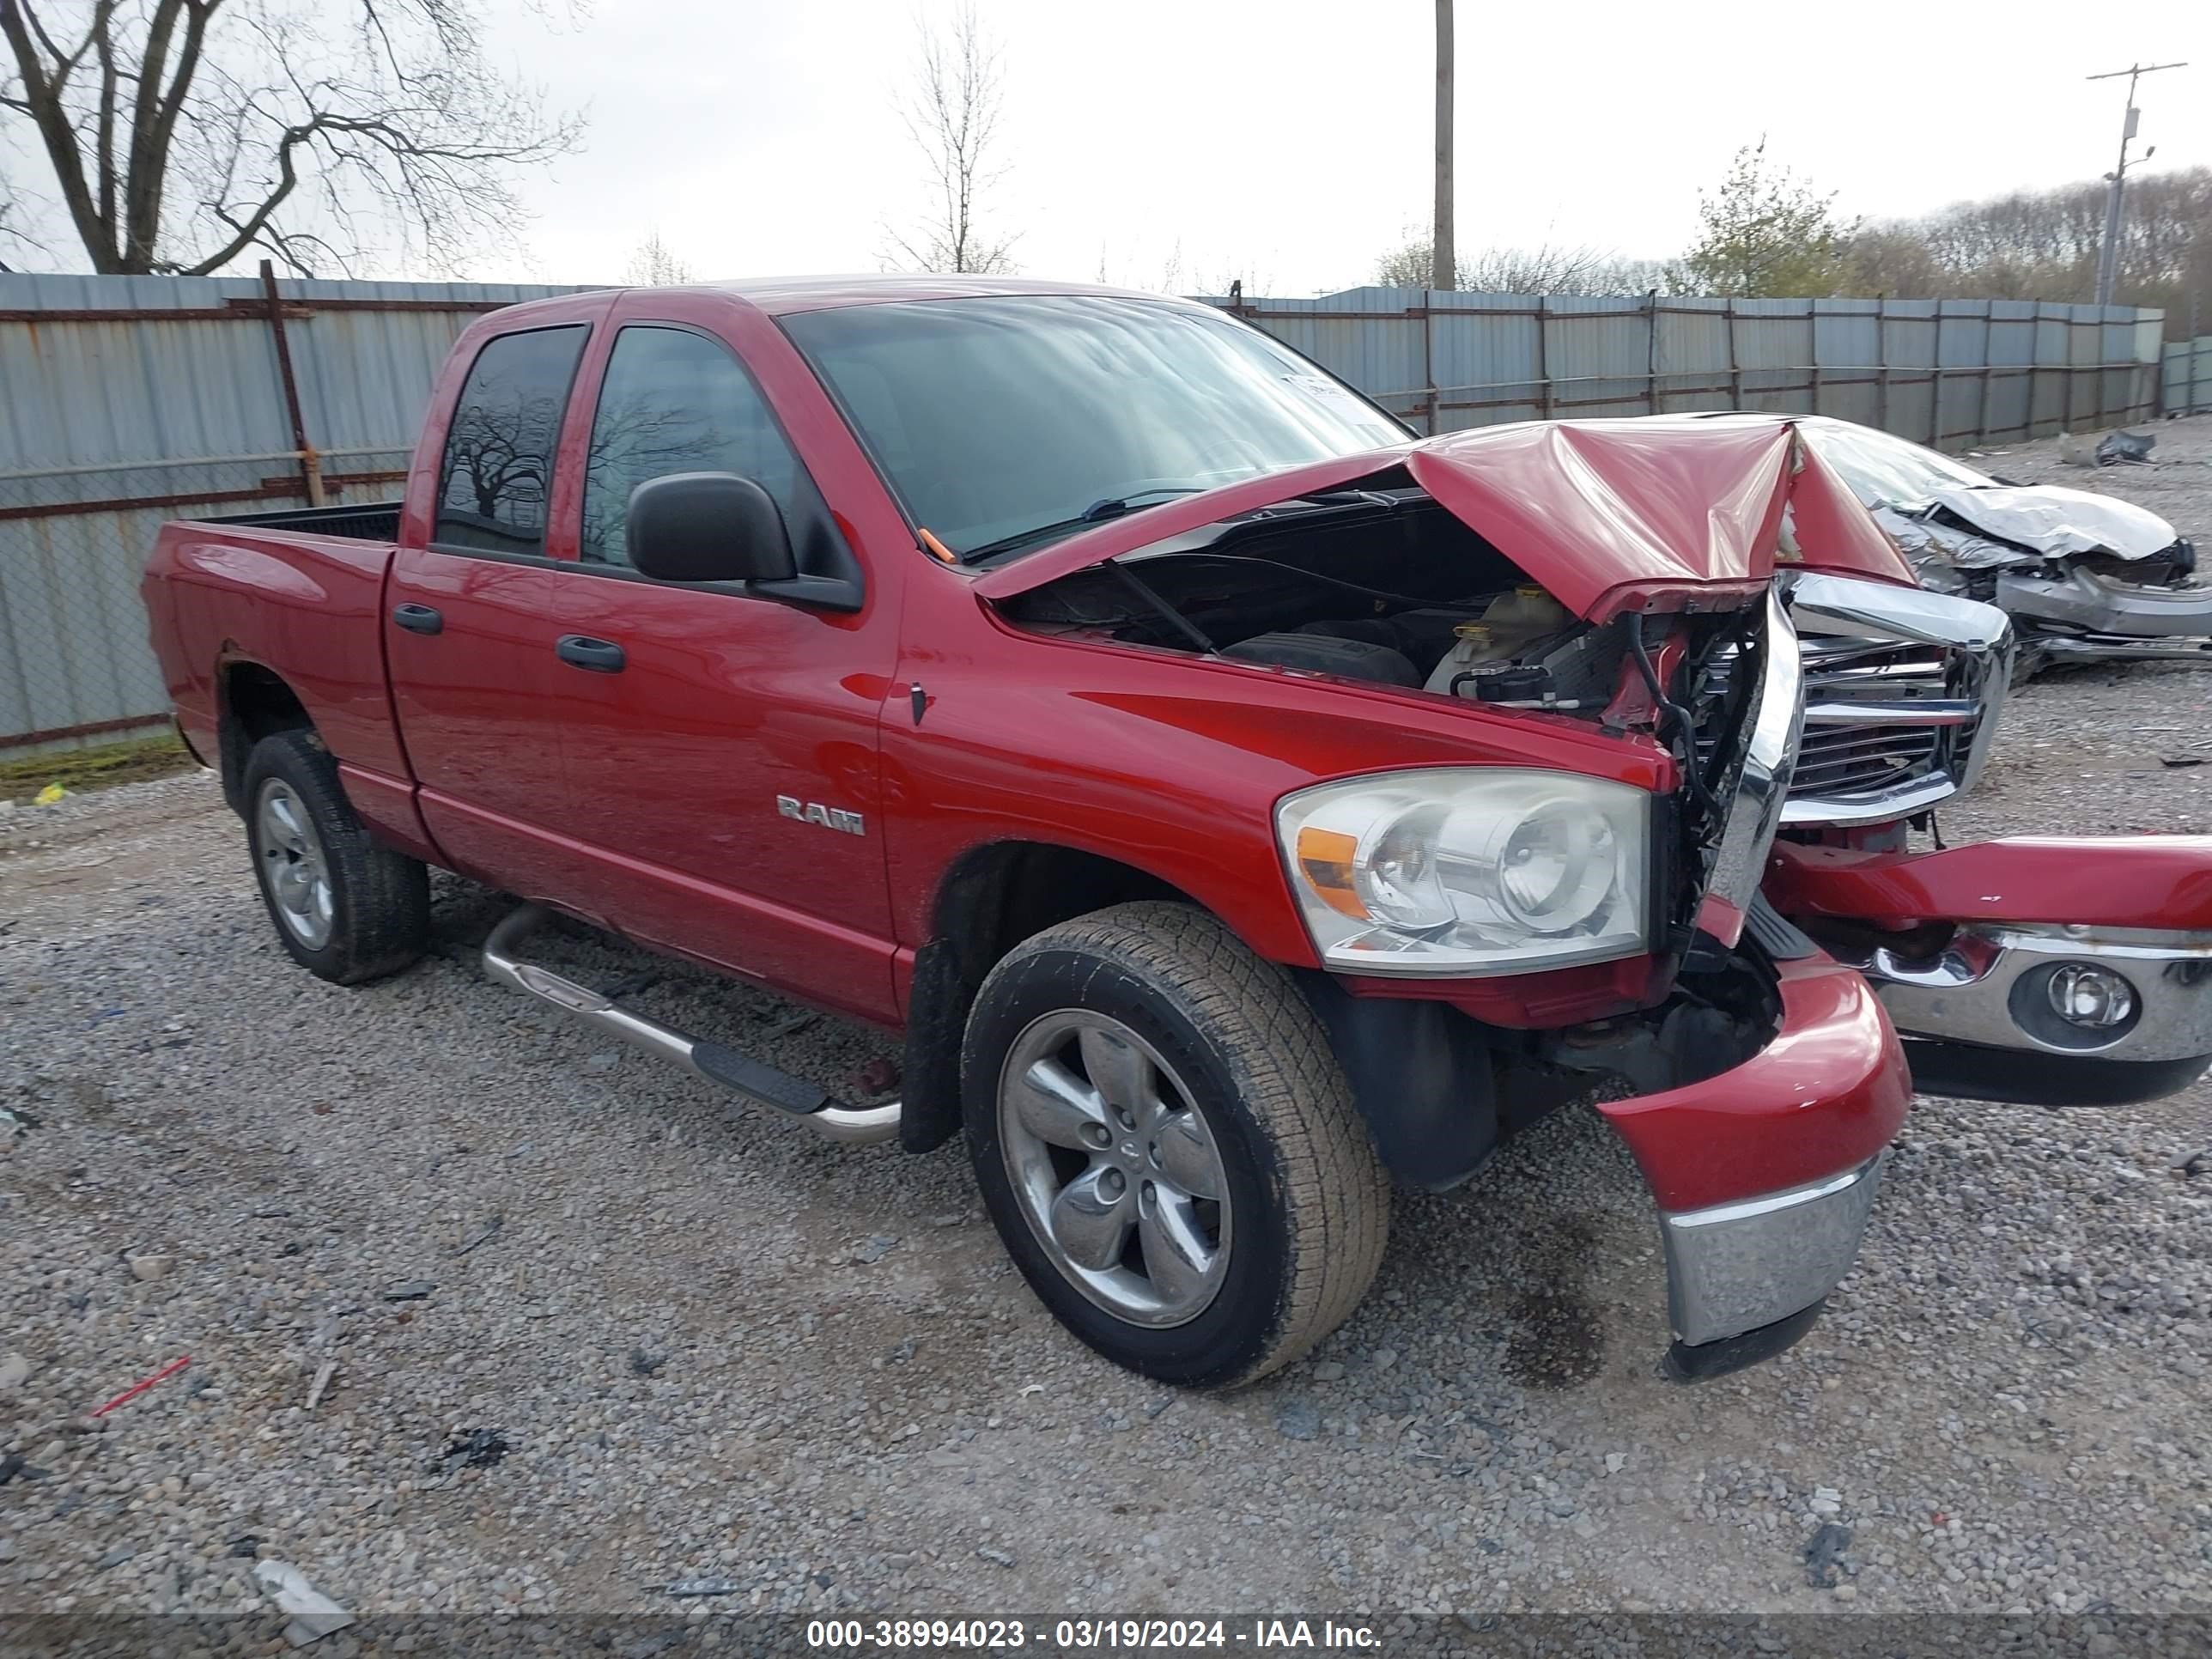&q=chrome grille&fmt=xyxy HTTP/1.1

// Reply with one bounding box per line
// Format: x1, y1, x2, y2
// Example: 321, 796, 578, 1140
1701, 637, 1969, 803
1692, 574, 2013, 830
